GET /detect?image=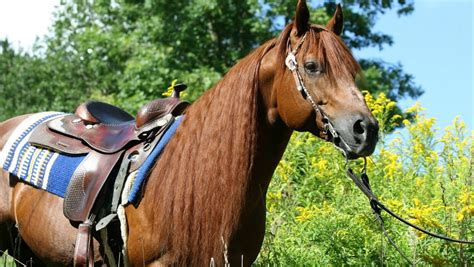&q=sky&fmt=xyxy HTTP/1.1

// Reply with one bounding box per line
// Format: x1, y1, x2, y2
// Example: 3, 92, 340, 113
0, 0, 58, 51
0, 0, 472, 130
353, 0, 473, 130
